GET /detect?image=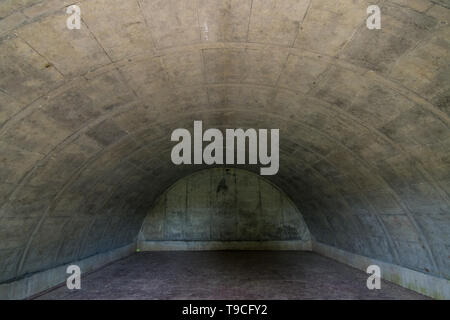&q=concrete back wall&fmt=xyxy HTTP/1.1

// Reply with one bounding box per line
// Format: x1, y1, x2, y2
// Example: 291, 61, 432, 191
139, 168, 311, 242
